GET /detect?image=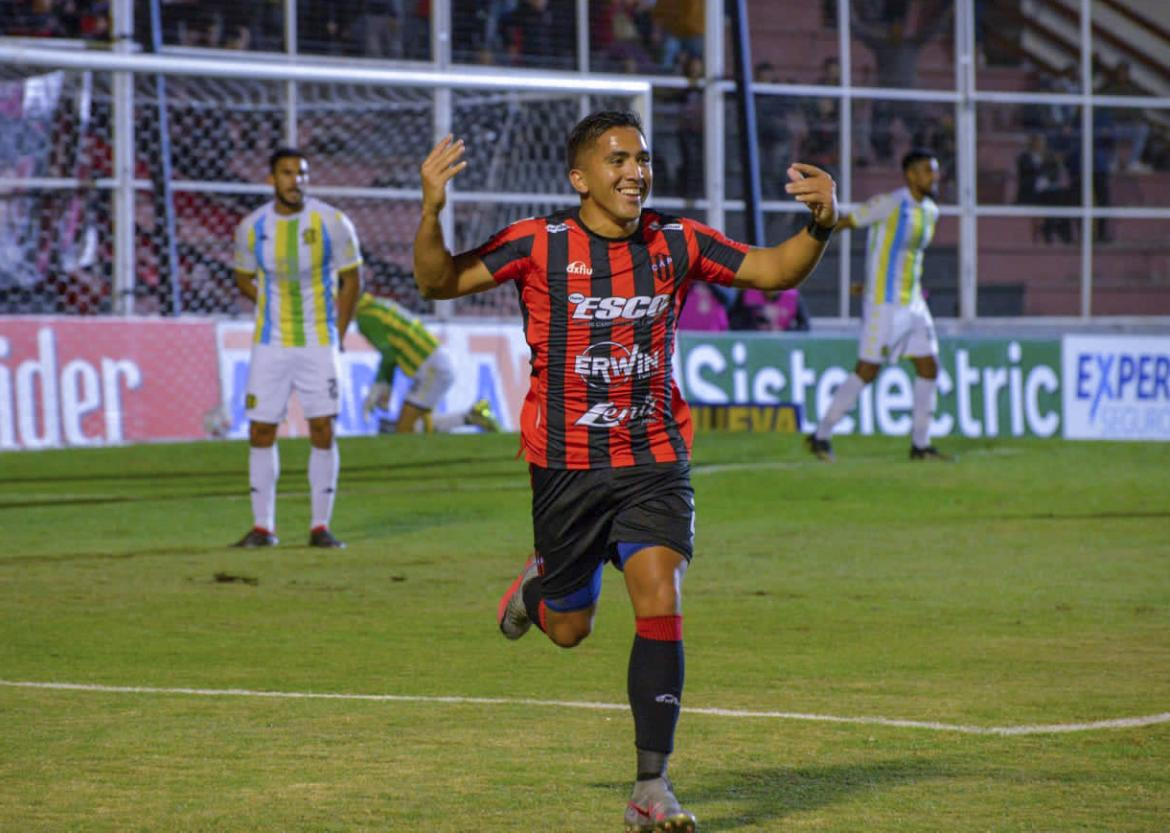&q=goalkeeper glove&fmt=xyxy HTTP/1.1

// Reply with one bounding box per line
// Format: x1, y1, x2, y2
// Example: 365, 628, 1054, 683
363, 381, 391, 417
